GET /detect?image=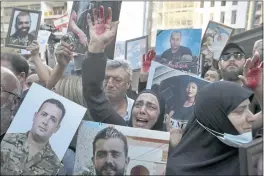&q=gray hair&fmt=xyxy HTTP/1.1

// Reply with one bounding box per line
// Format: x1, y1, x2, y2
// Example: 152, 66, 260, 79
106, 59, 132, 82
253, 39, 263, 54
